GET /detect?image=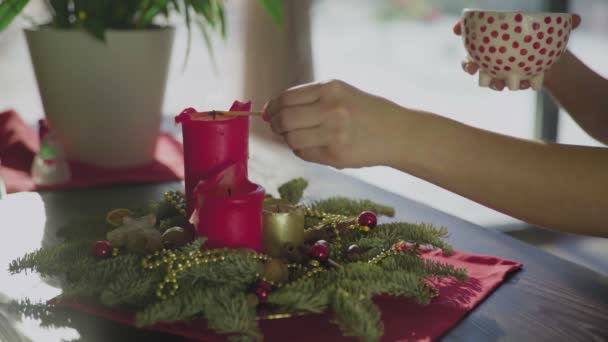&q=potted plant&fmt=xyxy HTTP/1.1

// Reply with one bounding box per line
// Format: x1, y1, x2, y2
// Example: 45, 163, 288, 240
0, 0, 281, 168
